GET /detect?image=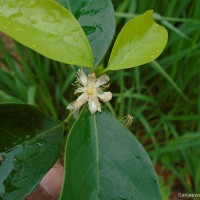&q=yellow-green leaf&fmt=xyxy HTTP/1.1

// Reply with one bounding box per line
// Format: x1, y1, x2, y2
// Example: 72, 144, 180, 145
106, 10, 168, 71
0, 0, 93, 67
